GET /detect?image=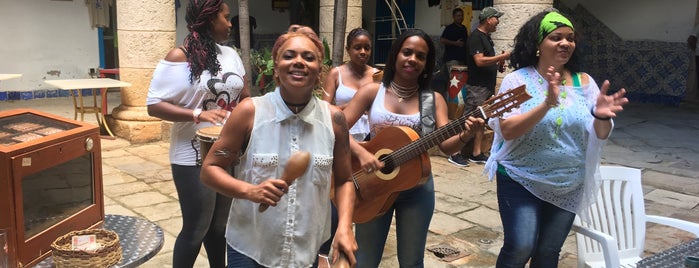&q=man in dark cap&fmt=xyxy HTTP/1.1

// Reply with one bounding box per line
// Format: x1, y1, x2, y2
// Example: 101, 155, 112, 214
450, 6, 510, 165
